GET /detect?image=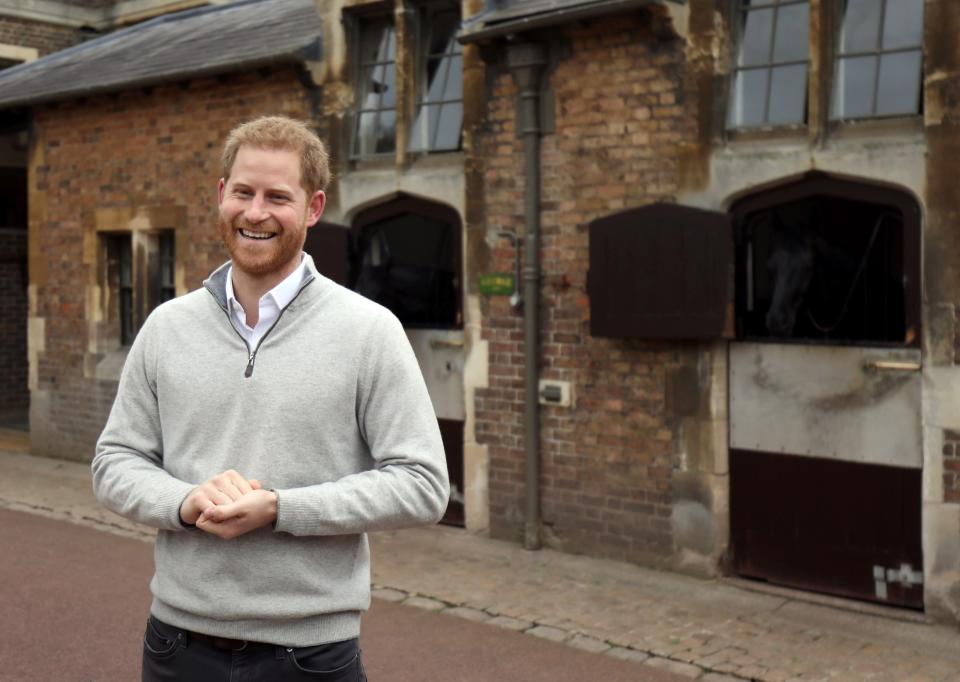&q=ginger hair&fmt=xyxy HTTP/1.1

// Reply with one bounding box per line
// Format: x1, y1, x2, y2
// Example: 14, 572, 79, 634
221, 115, 330, 195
